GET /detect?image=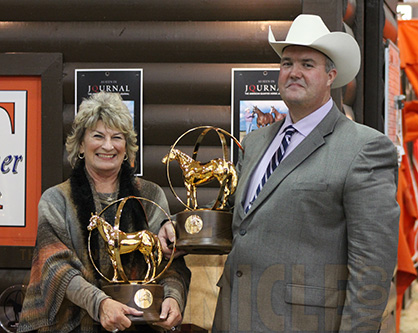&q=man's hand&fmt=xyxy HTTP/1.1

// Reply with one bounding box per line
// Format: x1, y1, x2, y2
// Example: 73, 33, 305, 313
99, 298, 143, 332
158, 221, 186, 259
154, 297, 183, 331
